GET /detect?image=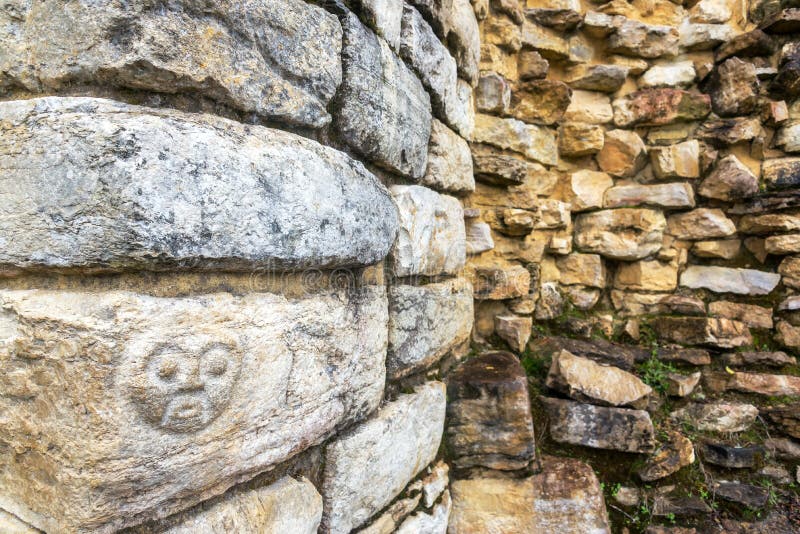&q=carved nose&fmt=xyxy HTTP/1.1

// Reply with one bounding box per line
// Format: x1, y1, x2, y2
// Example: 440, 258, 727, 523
177, 360, 204, 391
